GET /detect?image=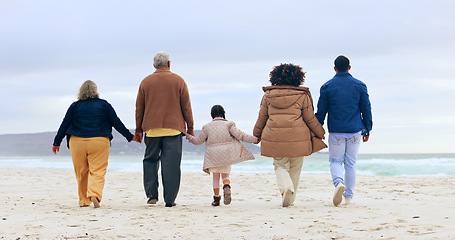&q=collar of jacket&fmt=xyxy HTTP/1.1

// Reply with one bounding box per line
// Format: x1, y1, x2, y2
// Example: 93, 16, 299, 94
155, 69, 171, 73
212, 117, 227, 121
262, 85, 309, 92
334, 72, 353, 77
